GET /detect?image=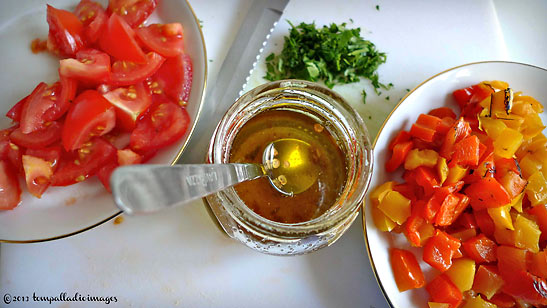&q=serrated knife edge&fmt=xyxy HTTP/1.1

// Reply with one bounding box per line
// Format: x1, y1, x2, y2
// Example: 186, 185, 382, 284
178, 0, 289, 164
